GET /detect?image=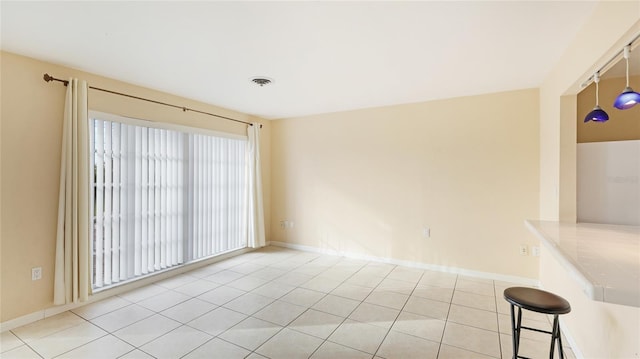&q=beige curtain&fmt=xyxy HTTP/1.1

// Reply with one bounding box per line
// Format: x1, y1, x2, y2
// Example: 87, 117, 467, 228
53, 78, 91, 305
247, 123, 265, 248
